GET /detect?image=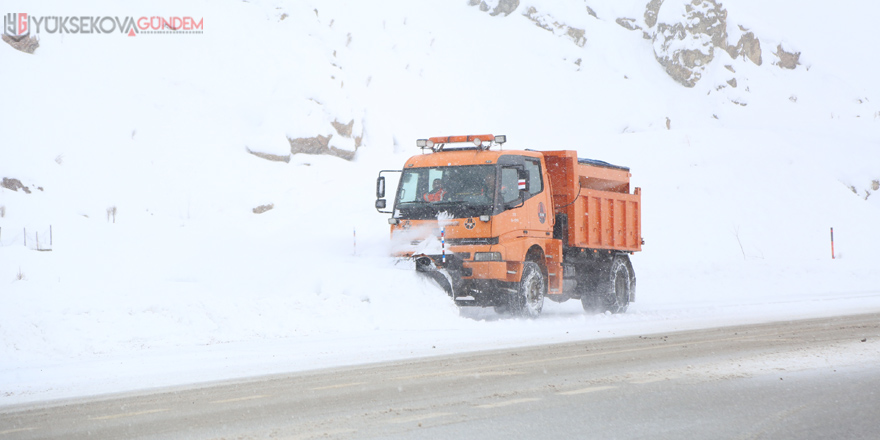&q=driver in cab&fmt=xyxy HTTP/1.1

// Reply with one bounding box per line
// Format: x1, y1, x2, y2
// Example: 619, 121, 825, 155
423, 178, 446, 202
